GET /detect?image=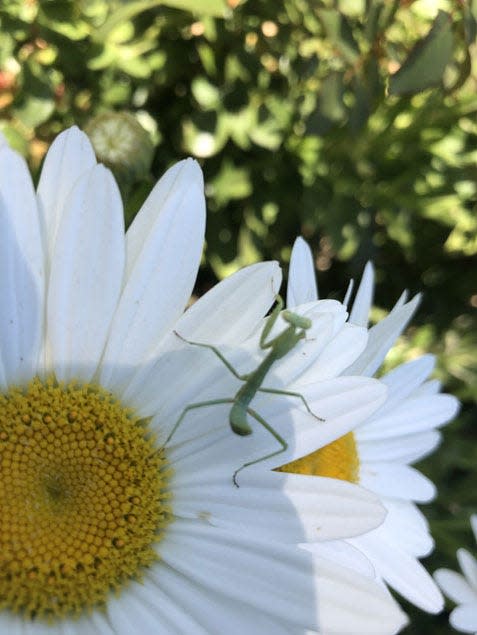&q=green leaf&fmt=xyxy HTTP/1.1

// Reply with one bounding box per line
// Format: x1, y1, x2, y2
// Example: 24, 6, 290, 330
38, 2, 90, 40
13, 64, 54, 129
191, 77, 220, 109
389, 11, 454, 95
209, 160, 252, 206
160, 0, 226, 14
93, 0, 226, 41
